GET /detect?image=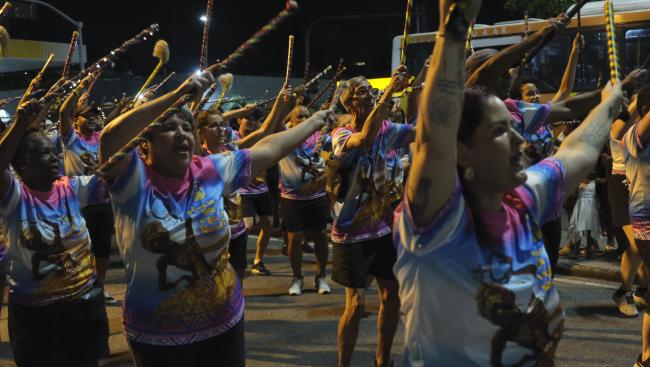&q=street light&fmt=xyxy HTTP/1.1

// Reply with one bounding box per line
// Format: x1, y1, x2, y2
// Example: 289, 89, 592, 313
22, 0, 85, 70
200, 15, 208, 23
